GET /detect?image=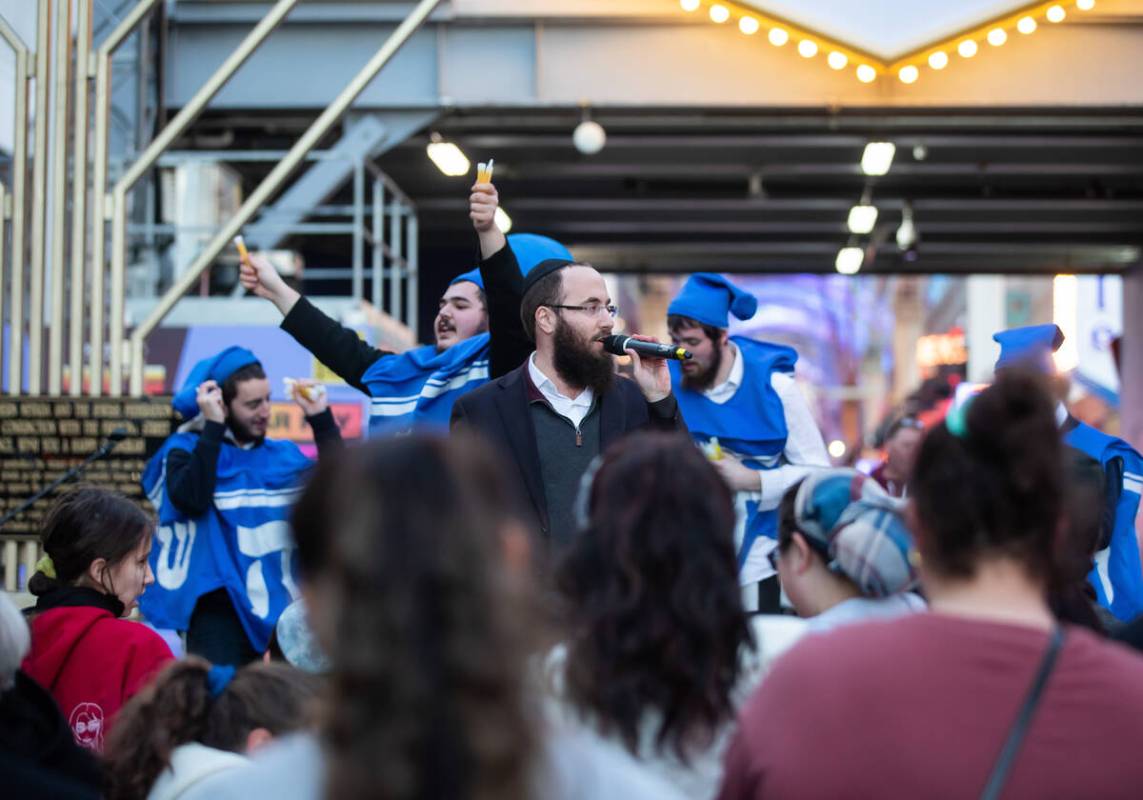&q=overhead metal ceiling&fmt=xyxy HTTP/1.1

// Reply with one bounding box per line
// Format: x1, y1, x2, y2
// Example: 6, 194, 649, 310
191, 105, 1143, 276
